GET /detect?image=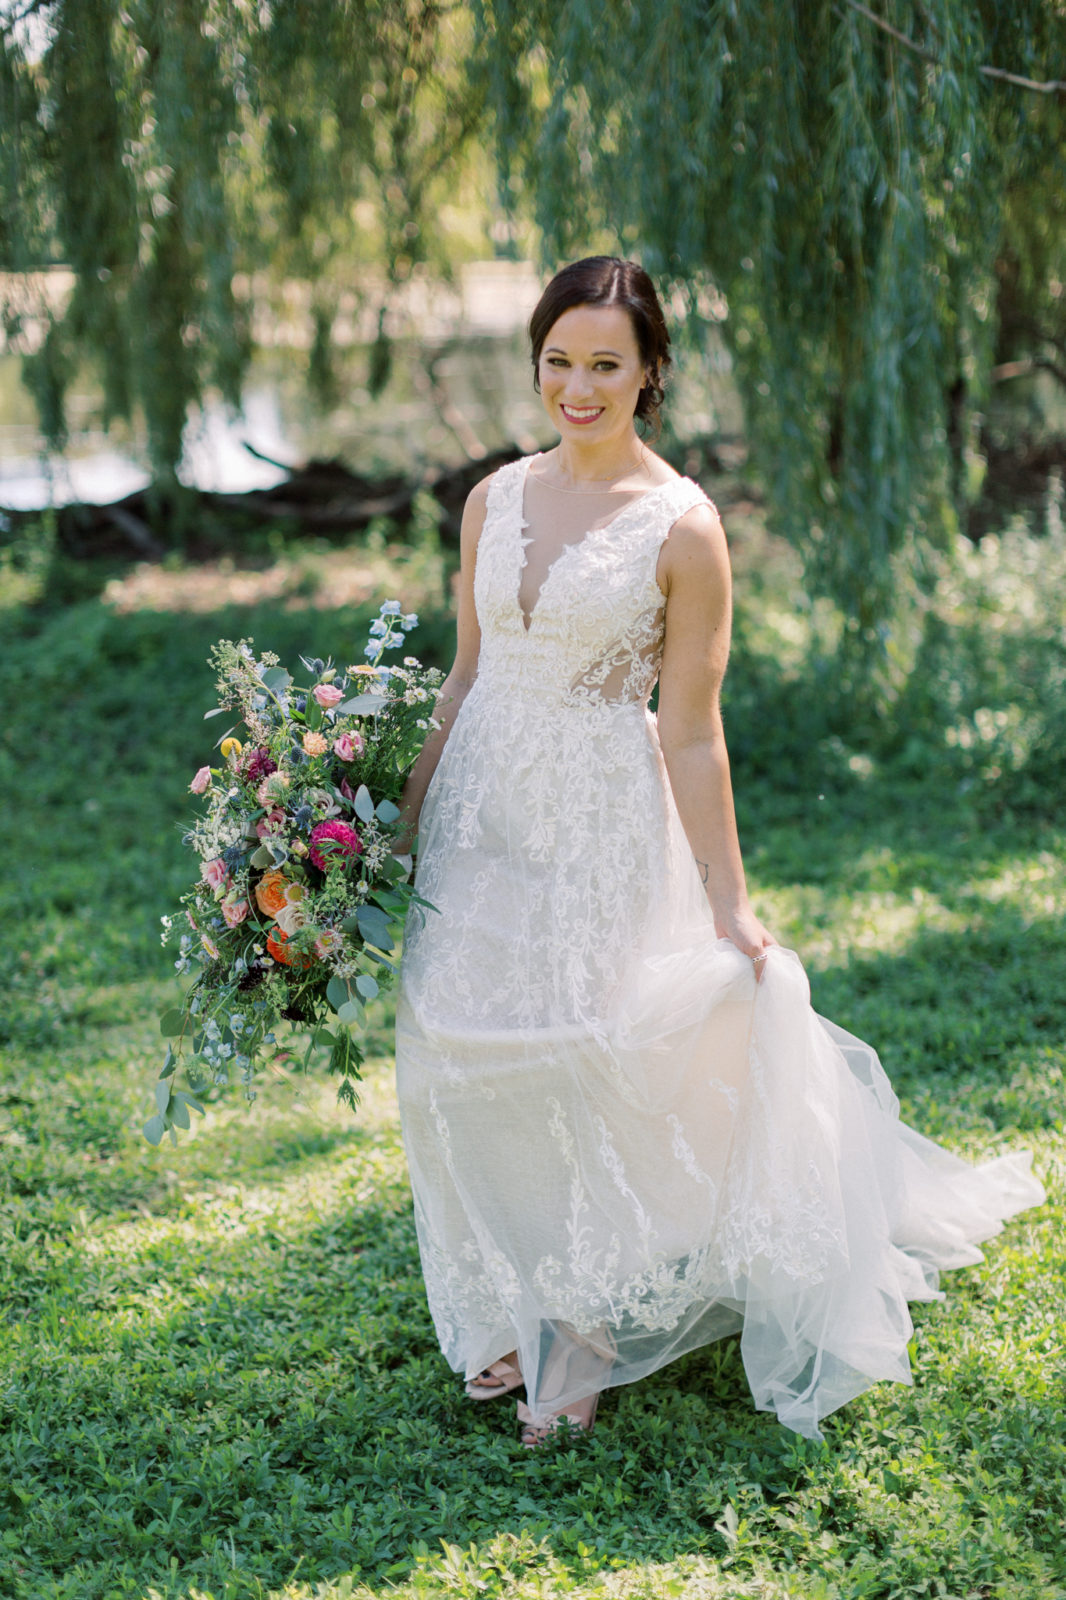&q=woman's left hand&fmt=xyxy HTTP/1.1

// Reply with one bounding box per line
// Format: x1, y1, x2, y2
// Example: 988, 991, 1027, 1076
714, 904, 777, 982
